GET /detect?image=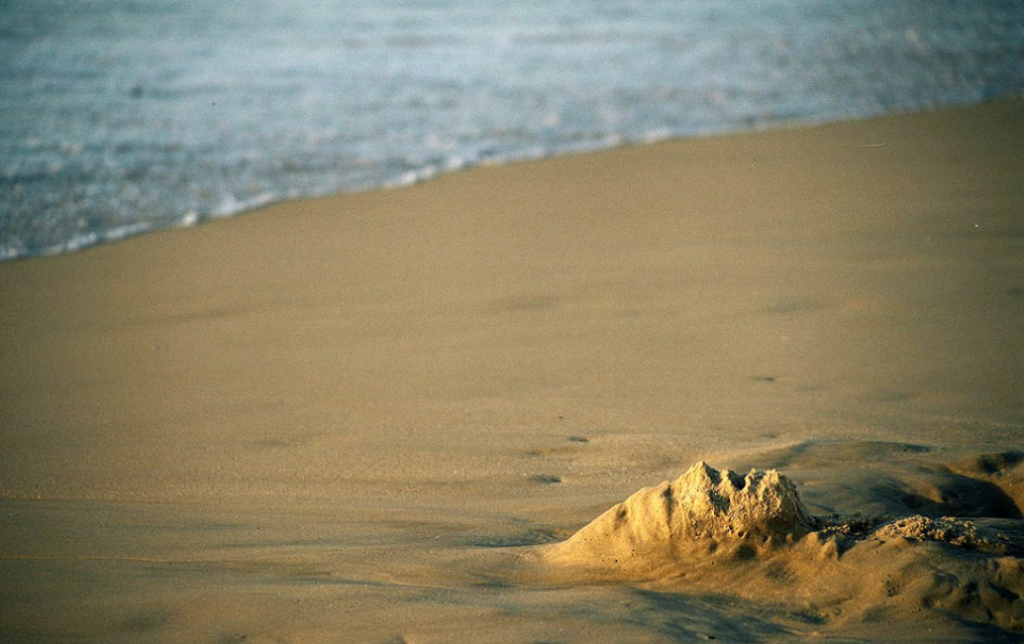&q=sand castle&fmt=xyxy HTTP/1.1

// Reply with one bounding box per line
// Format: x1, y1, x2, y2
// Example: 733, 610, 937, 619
541, 462, 1024, 632
545, 462, 814, 571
